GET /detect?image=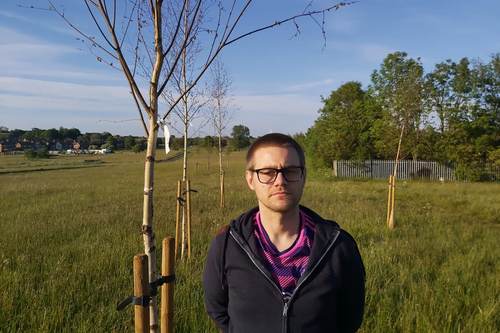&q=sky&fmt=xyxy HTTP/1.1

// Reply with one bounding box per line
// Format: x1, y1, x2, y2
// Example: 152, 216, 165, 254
1, 0, 499, 139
